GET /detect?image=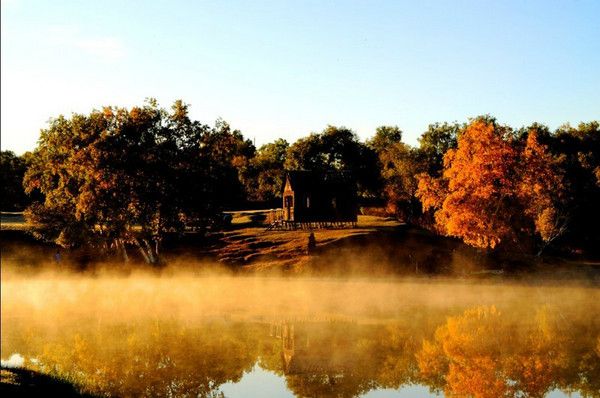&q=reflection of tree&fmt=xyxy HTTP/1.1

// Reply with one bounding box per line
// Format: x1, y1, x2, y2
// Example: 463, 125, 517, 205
375, 322, 426, 389
3, 310, 598, 397
557, 326, 600, 398
416, 306, 600, 398
10, 320, 262, 397
271, 322, 379, 398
